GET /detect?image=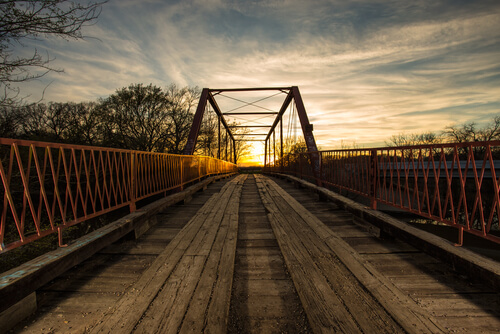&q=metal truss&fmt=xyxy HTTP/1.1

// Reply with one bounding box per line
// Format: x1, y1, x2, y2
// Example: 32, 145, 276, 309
182, 86, 320, 178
